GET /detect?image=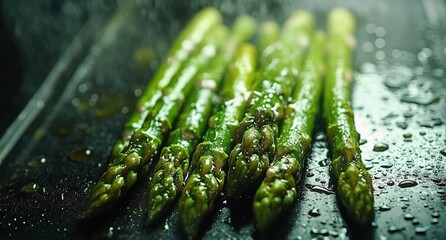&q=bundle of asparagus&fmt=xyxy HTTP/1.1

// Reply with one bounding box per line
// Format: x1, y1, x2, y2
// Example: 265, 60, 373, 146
79, 6, 374, 237
146, 16, 257, 224
81, 8, 225, 218
253, 31, 326, 231
178, 43, 257, 238
226, 11, 313, 197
